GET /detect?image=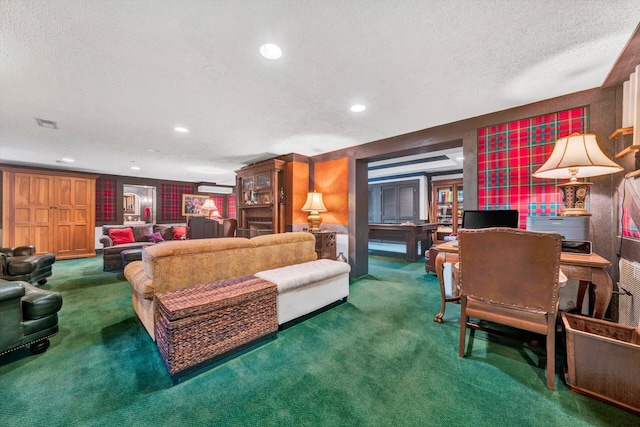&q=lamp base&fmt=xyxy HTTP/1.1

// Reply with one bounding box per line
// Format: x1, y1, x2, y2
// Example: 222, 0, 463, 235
557, 181, 592, 217
306, 211, 323, 231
